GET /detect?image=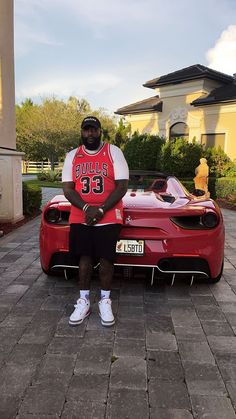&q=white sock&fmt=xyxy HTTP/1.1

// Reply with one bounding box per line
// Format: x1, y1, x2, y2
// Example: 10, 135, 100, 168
80, 290, 90, 300
101, 290, 111, 300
